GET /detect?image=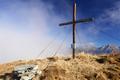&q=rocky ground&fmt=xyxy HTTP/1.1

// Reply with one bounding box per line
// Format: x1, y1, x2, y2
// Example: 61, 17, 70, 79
0, 52, 120, 80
